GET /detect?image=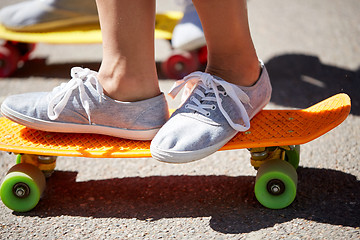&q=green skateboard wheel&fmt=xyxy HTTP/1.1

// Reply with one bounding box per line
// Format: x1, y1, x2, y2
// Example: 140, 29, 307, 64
285, 145, 300, 169
255, 159, 297, 209
0, 163, 46, 212
15, 154, 22, 164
